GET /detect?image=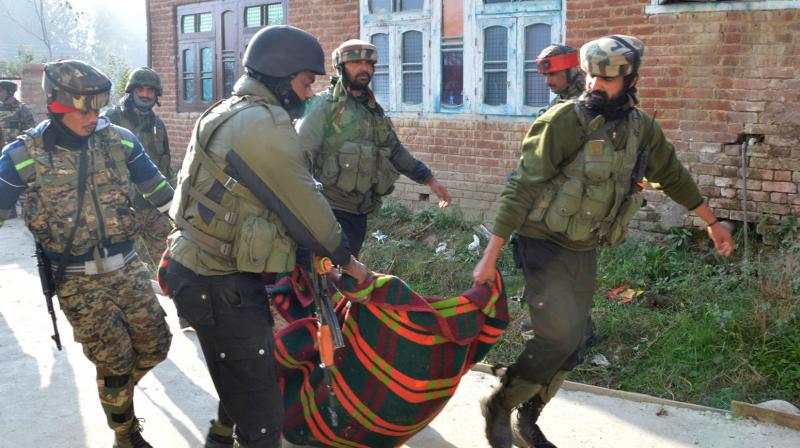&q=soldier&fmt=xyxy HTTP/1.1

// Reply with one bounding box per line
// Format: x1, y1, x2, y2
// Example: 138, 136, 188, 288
0, 60, 174, 448
165, 26, 369, 448
535, 44, 584, 116
297, 39, 452, 256
103, 67, 172, 270
473, 35, 734, 448
0, 80, 36, 146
